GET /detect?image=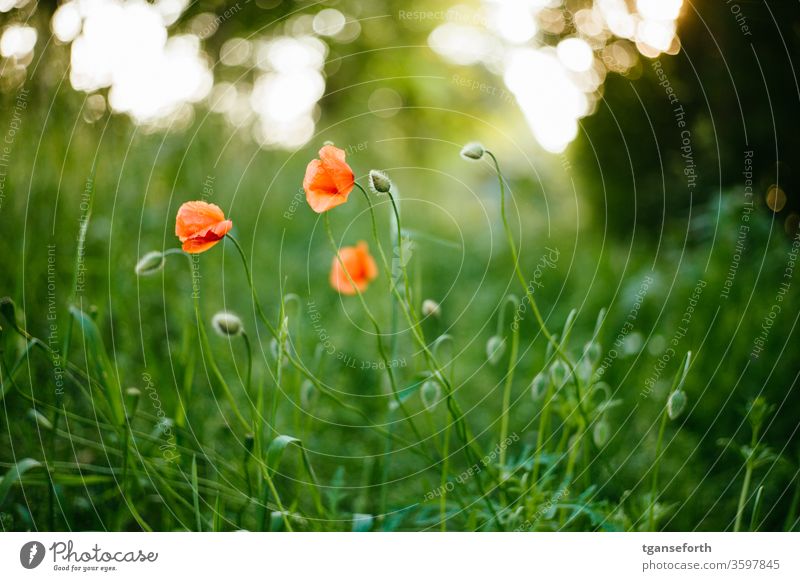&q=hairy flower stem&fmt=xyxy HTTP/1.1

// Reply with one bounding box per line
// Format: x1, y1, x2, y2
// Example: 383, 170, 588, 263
353, 183, 503, 529
186, 247, 291, 530
498, 299, 520, 469
734, 423, 761, 532
355, 185, 486, 463
241, 331, 254, 414
485, 152, 589, 421
440, 422, 451, 531
191, 297, 250, 431
226, 234, 431, 462
356, 185, 485, 458
647, 409, 669, 531
323, 213, 426, 446
529, 382, 555, 499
